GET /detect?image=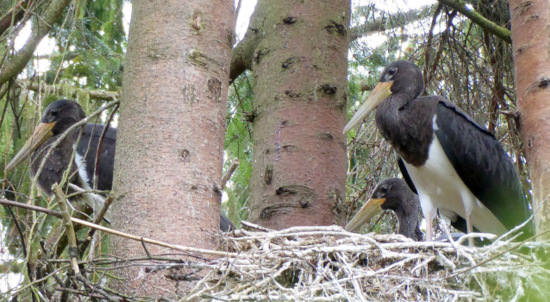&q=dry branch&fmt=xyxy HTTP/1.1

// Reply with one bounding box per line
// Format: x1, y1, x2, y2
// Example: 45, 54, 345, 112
221, 159, 239, 190
183, 226, 548, 301
0, 0, 72, 86
437, 0, 511, 43
53, 184, 81, 274
0, 198, 236, 258
16, 79, 120, 101
349, 5, 434, 42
